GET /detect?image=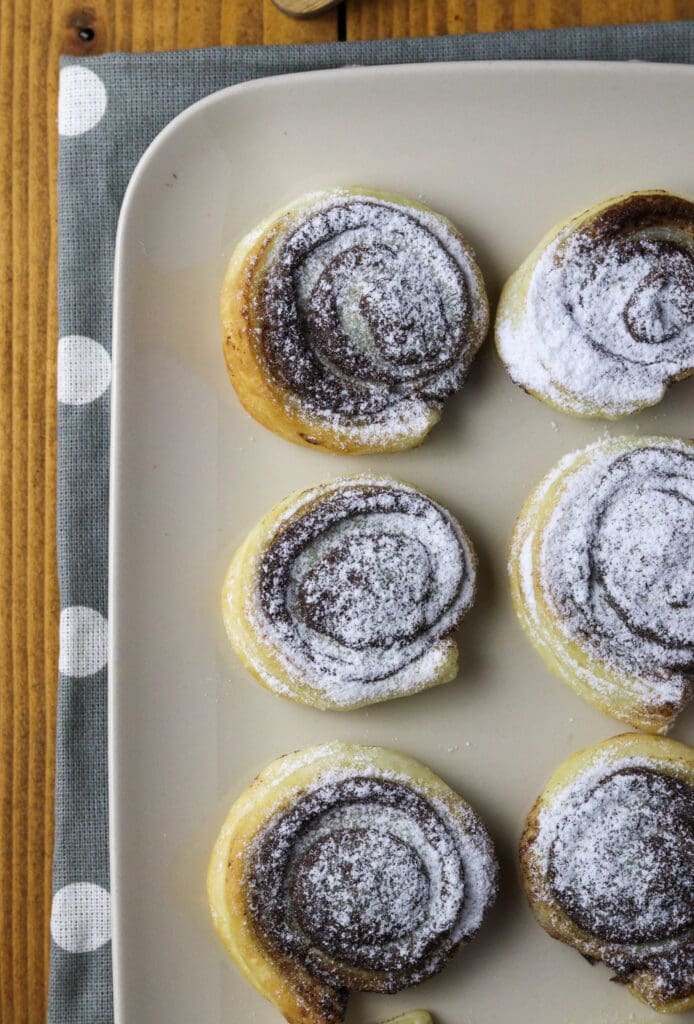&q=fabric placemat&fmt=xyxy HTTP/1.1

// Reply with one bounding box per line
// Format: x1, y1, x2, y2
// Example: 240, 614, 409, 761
52, 21, 694, 1024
